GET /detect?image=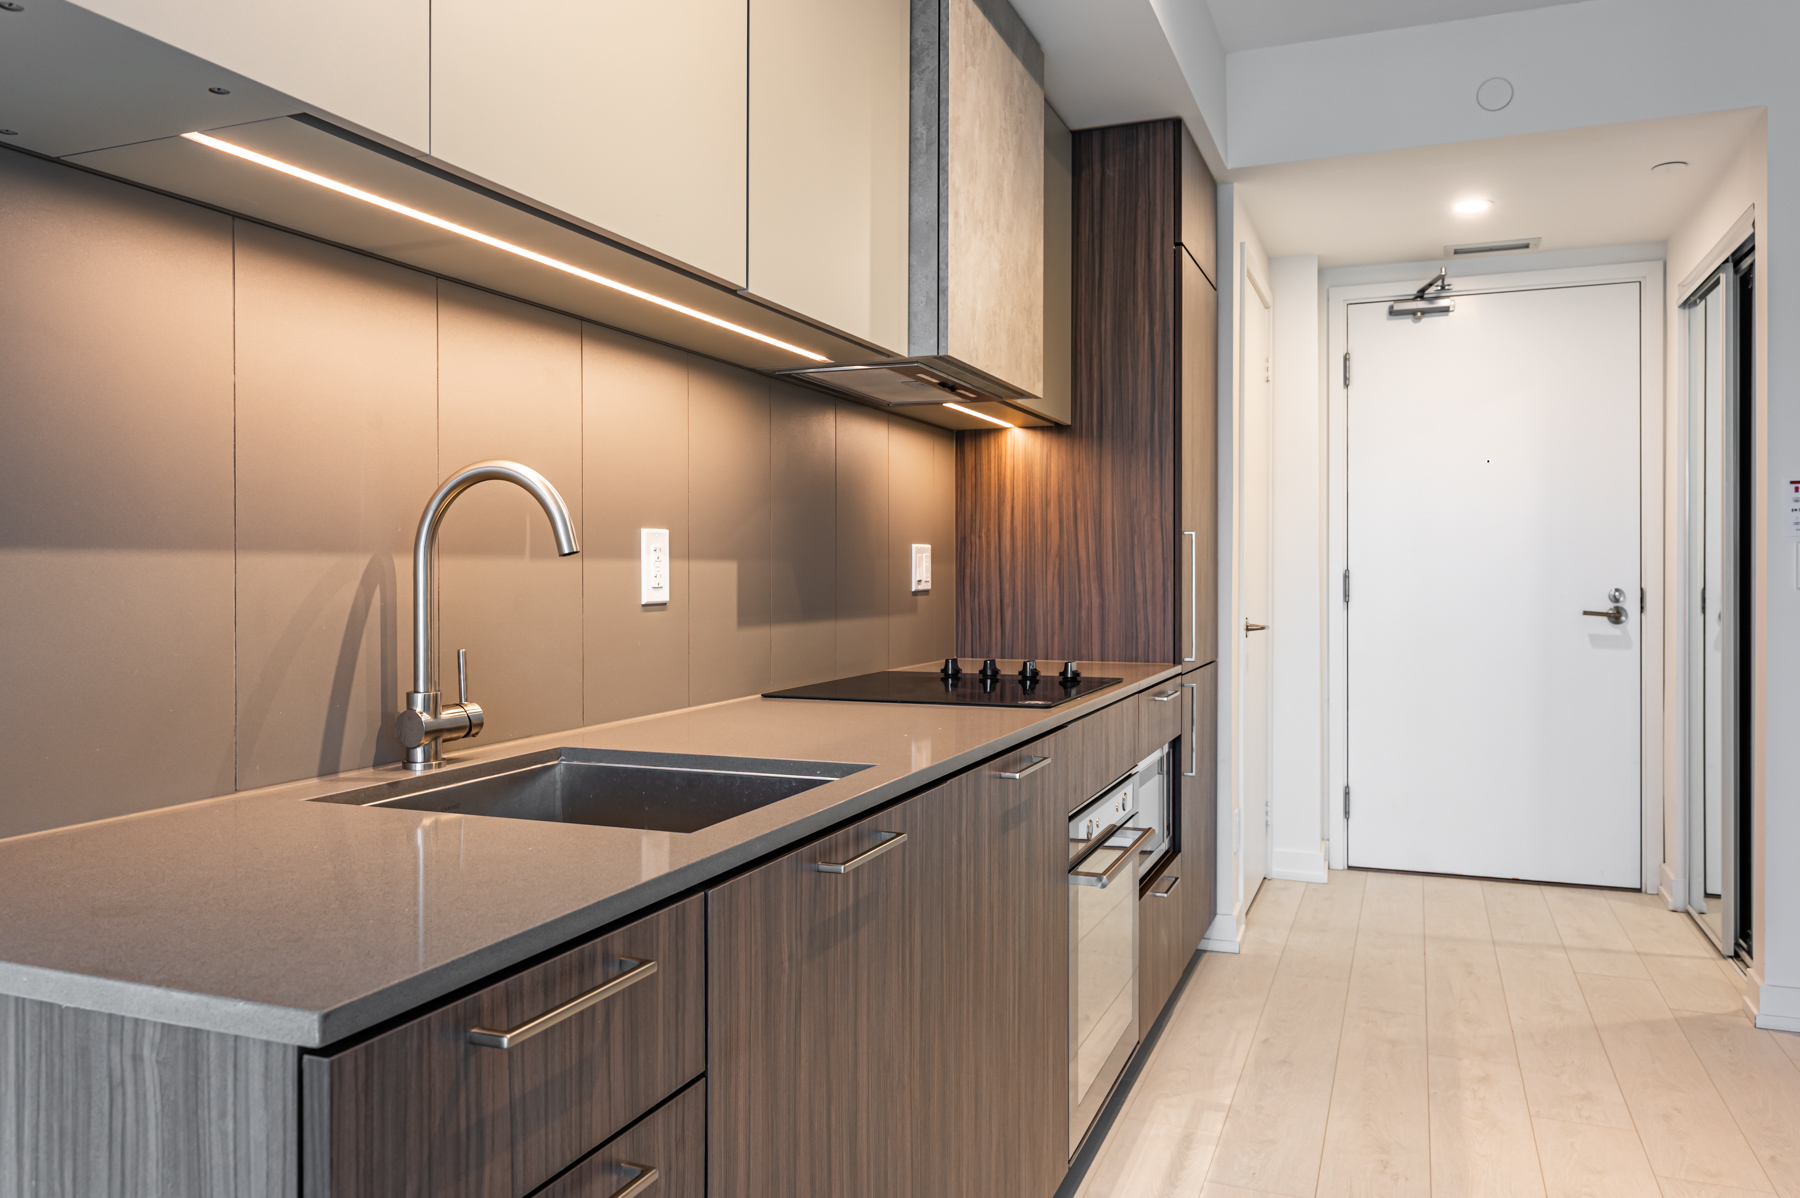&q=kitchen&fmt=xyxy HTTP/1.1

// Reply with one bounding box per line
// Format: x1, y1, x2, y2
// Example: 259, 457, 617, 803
2, 1, 1799, 1196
